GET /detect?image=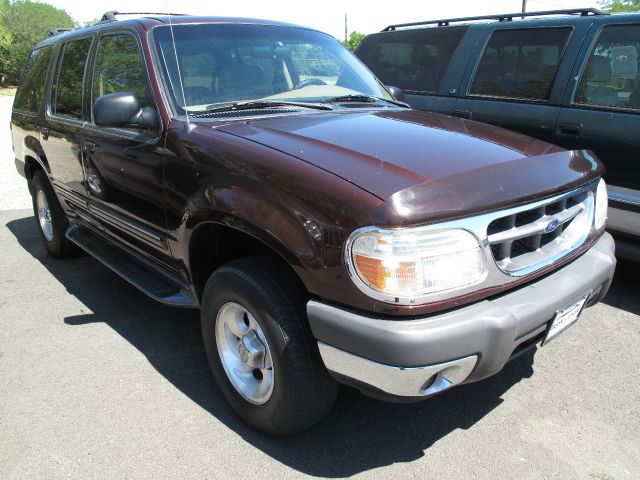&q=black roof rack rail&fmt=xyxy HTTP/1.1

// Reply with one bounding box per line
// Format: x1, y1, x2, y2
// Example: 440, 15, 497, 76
100, 10, 190, 22
48, 28, 73, 37
382, 8, 607, 31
